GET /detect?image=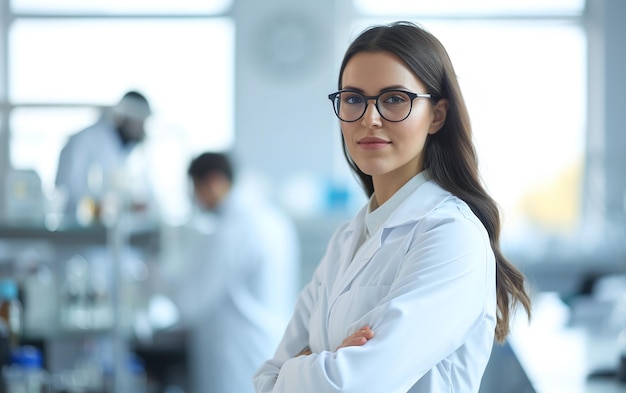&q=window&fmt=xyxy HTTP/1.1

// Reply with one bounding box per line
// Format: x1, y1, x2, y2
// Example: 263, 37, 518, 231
11, 0, 231, 14
424, 20, 586, 240
354, 0, 585, 17
352, 5, 586, 254
5, 5, 234, 224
